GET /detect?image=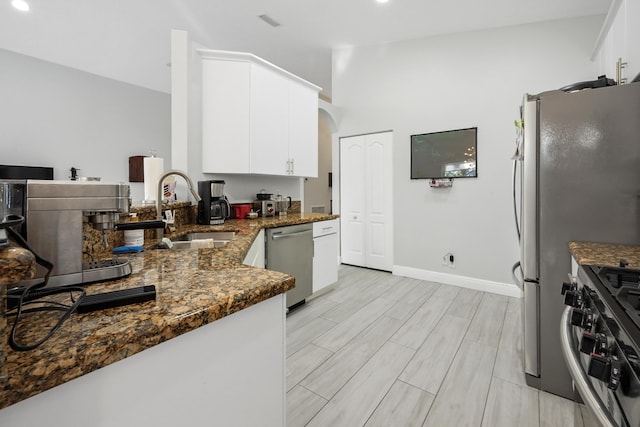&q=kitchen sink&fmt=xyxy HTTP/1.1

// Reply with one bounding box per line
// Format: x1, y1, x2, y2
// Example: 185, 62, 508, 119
174, 231, 236, 242
168, 231, 236, 249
